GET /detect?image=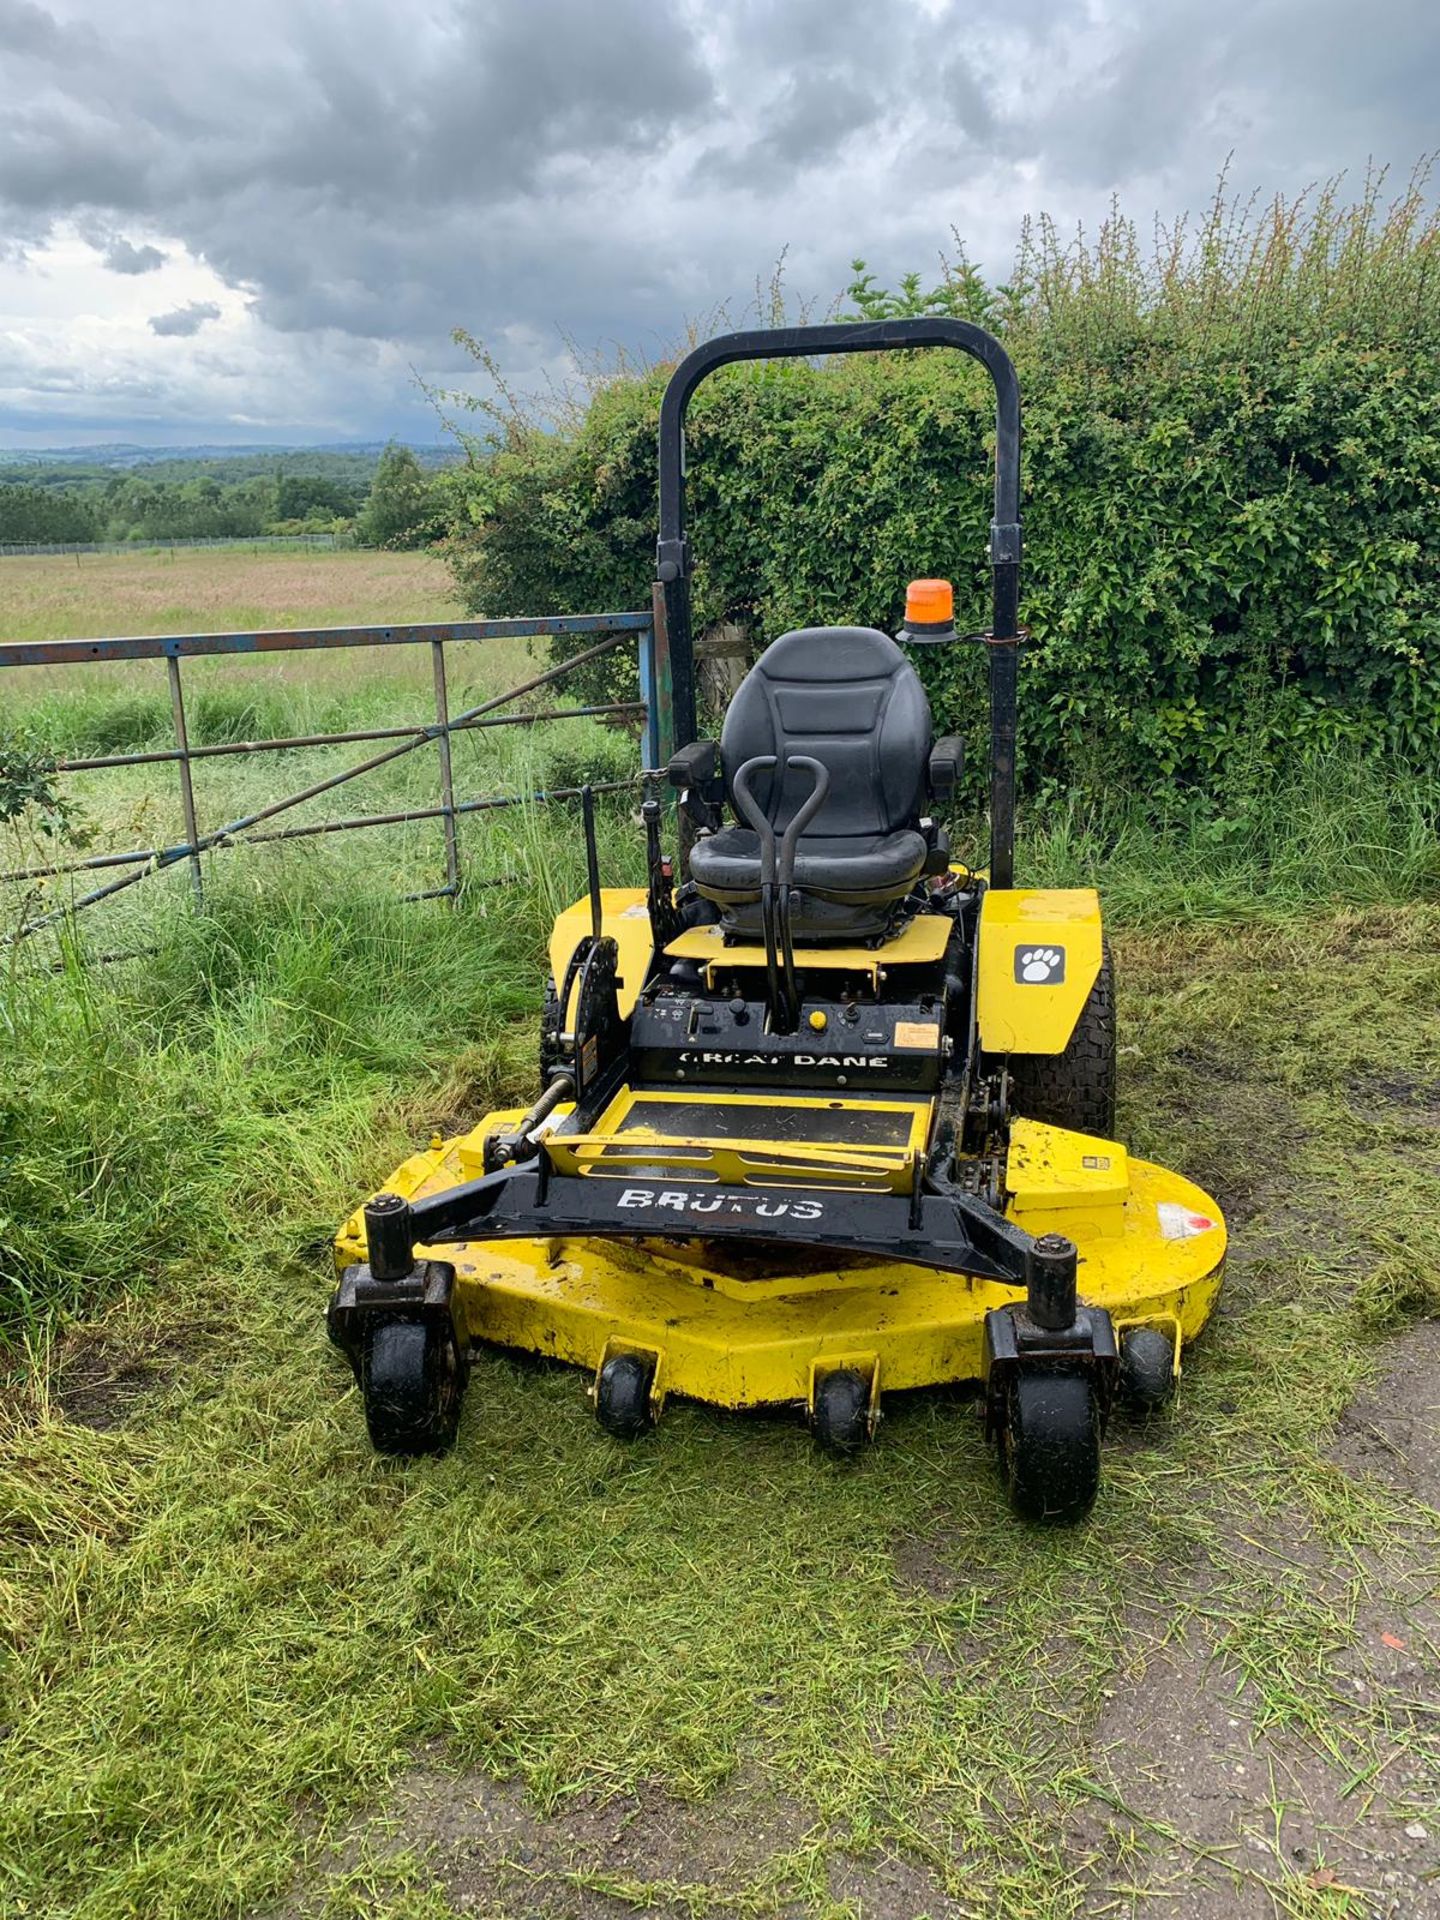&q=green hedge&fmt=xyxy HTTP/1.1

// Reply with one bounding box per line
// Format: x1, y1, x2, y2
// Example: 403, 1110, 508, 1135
442, 182, 1440, 799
